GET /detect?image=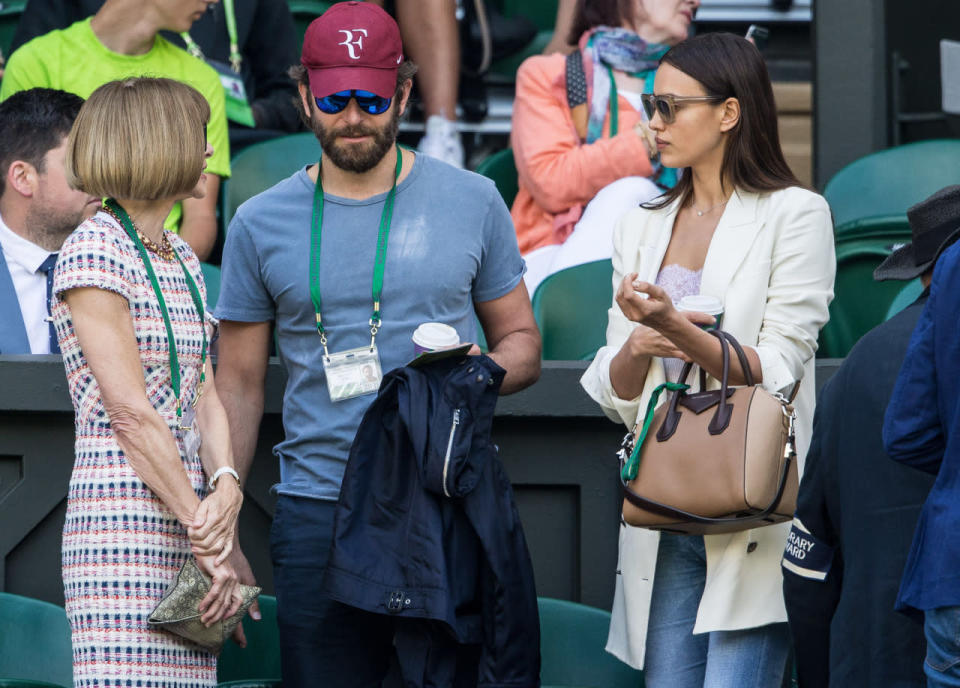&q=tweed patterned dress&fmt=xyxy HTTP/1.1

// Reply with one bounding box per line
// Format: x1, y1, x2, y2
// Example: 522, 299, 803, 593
52, 212, 214, 686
